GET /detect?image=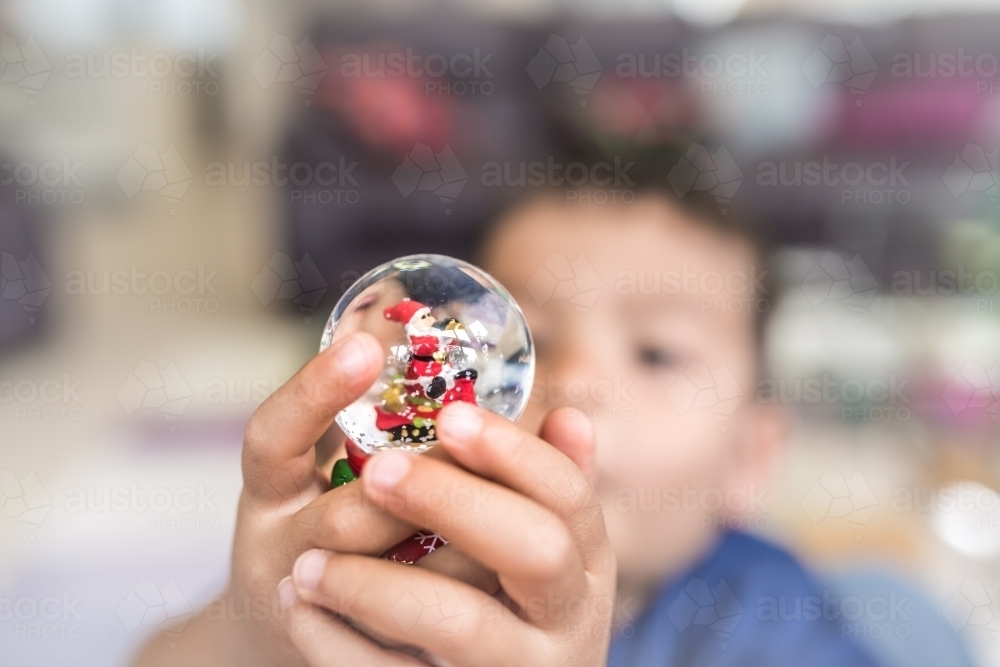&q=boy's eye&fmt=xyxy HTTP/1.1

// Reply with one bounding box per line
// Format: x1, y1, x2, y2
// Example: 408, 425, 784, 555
354, 294, 377, 311
637, 345, 679, 369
